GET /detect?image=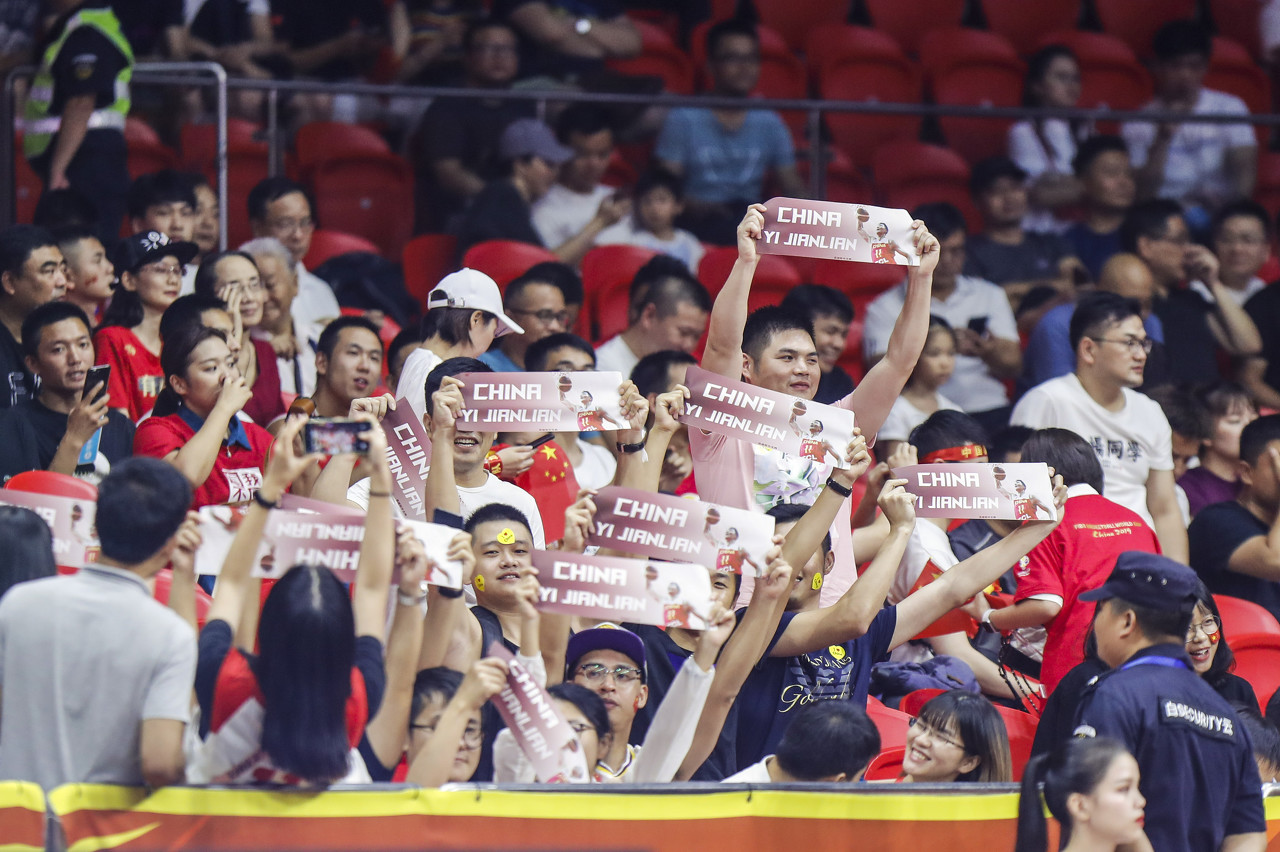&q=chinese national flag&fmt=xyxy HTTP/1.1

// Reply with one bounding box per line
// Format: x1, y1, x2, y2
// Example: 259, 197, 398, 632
908, 560, 984, 640
498, 441, 580, 543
